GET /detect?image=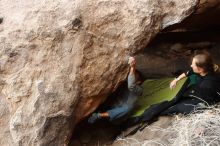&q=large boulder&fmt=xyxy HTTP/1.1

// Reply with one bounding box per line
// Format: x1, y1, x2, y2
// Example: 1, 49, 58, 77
0, 0, 199, 145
